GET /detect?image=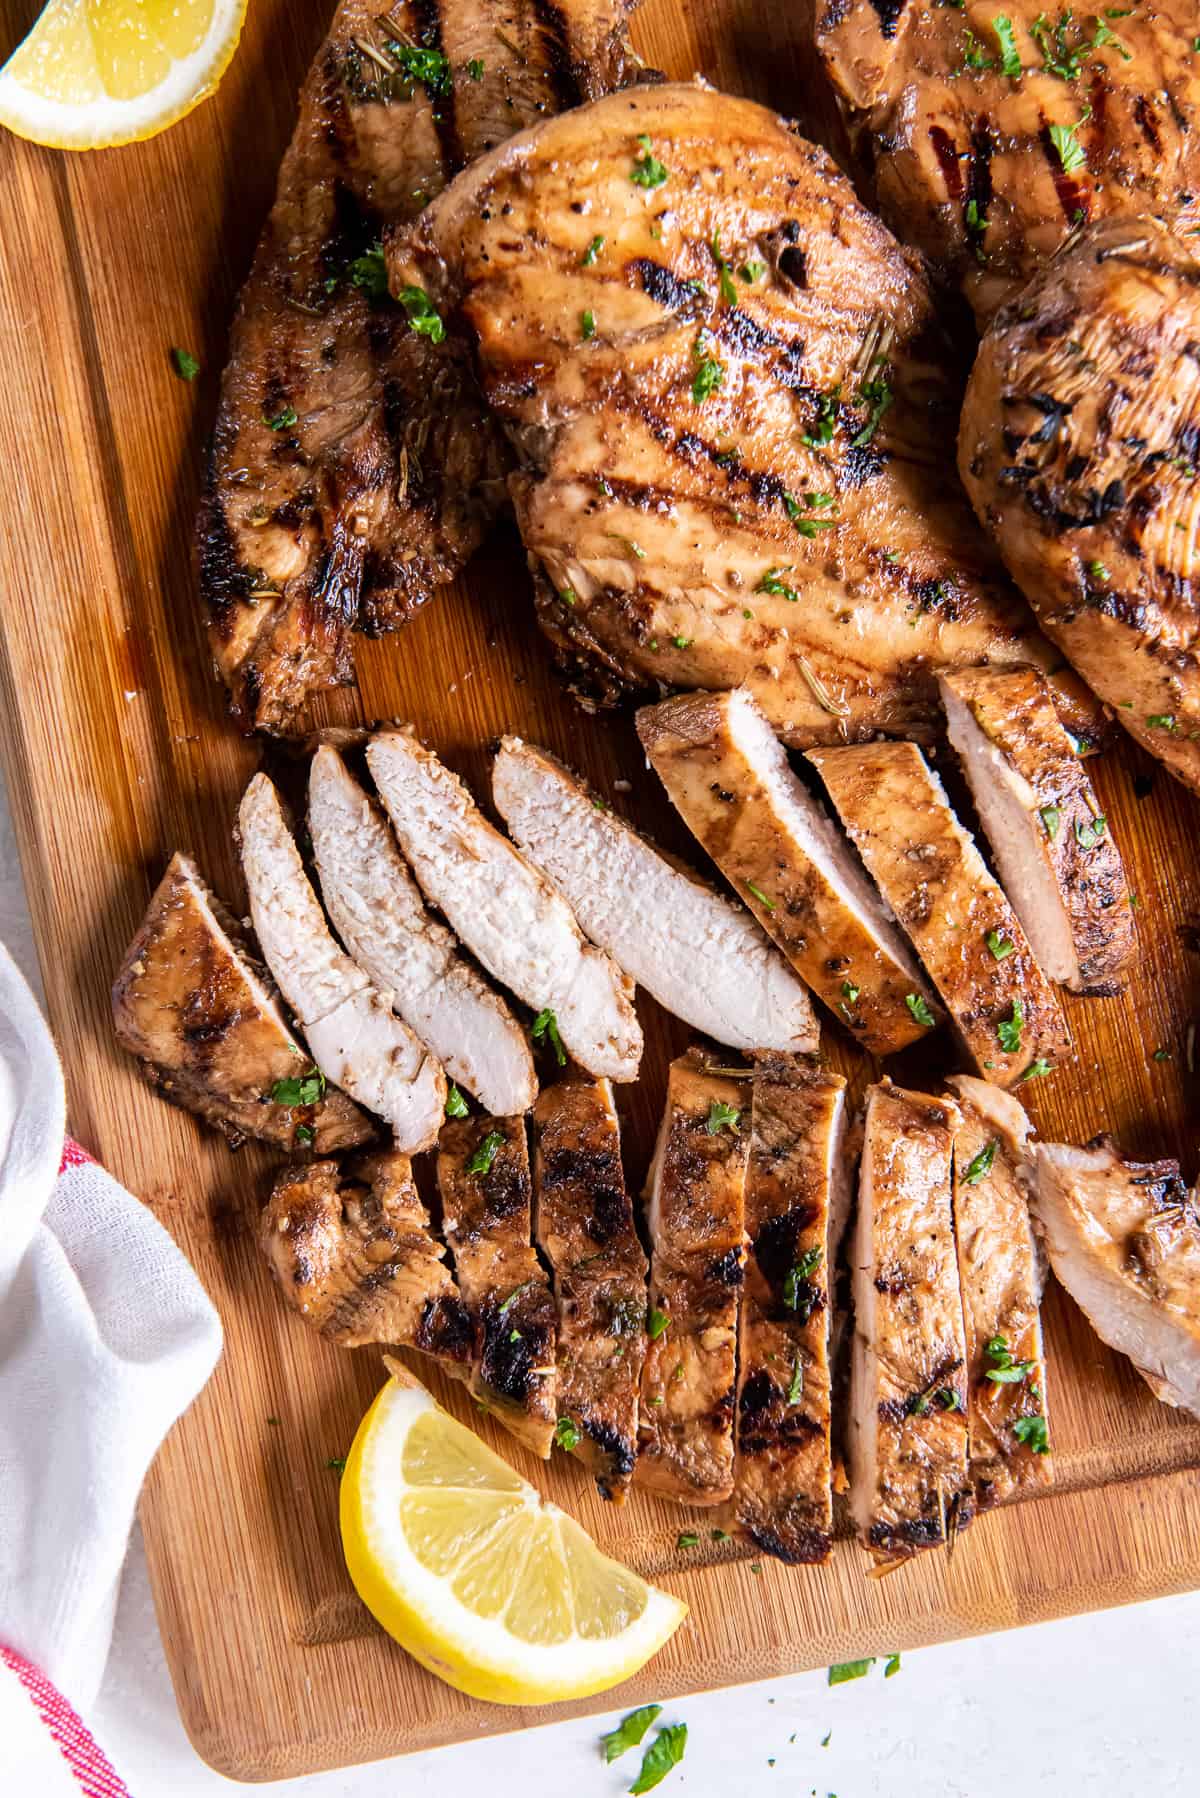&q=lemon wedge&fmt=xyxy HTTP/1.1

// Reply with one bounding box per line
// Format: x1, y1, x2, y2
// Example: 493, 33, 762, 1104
340, 1368, 688, 1705
0, 0, 246, 151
